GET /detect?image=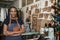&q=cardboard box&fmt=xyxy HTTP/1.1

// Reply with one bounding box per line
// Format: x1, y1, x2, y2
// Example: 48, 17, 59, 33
50, 0, 53, 3
43, 14, 49, 19
39, 14, 43, 18
45, 1, 48, 6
